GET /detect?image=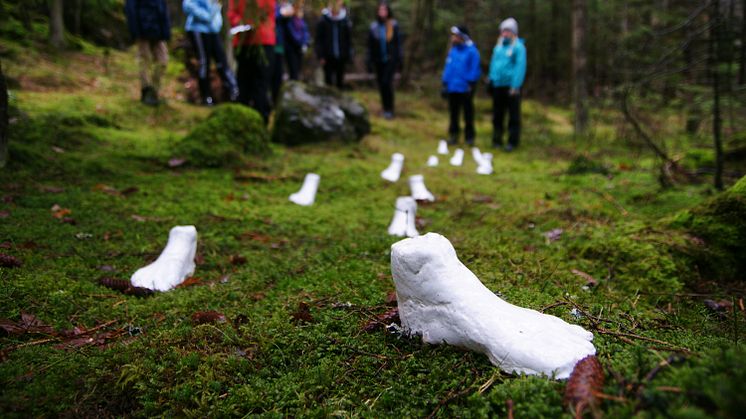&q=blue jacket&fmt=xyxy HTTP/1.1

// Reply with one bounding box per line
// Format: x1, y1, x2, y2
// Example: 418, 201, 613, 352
488, 38, 526, 89
125, 0, 171, 41
442, 41, 481, 93
183, 0, 223, 34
